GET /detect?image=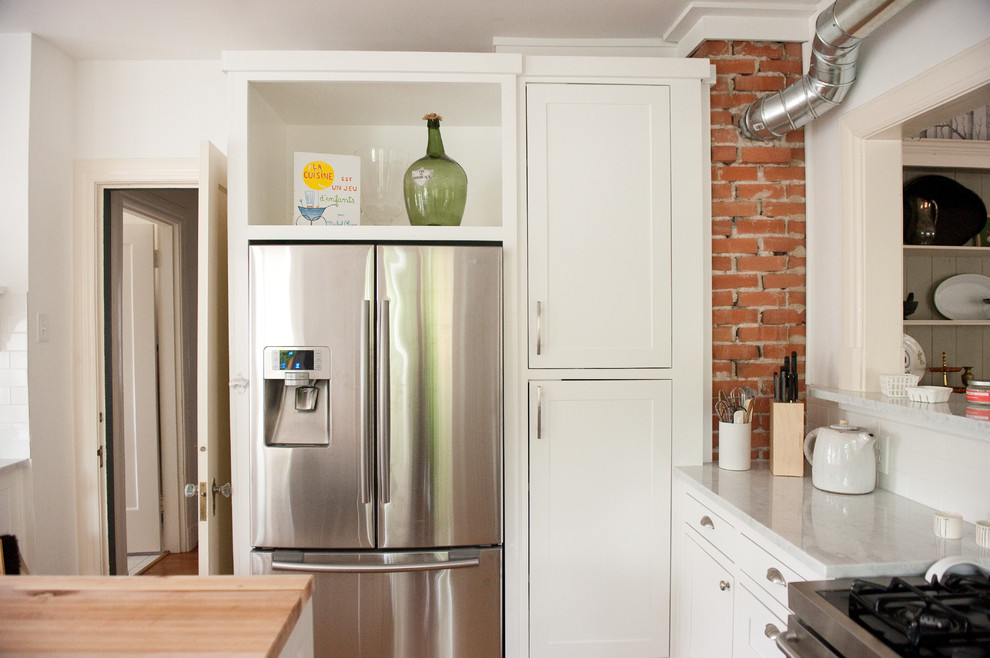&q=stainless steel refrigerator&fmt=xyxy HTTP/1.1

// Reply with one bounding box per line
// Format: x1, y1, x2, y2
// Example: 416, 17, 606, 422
248, 243, 503, 657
